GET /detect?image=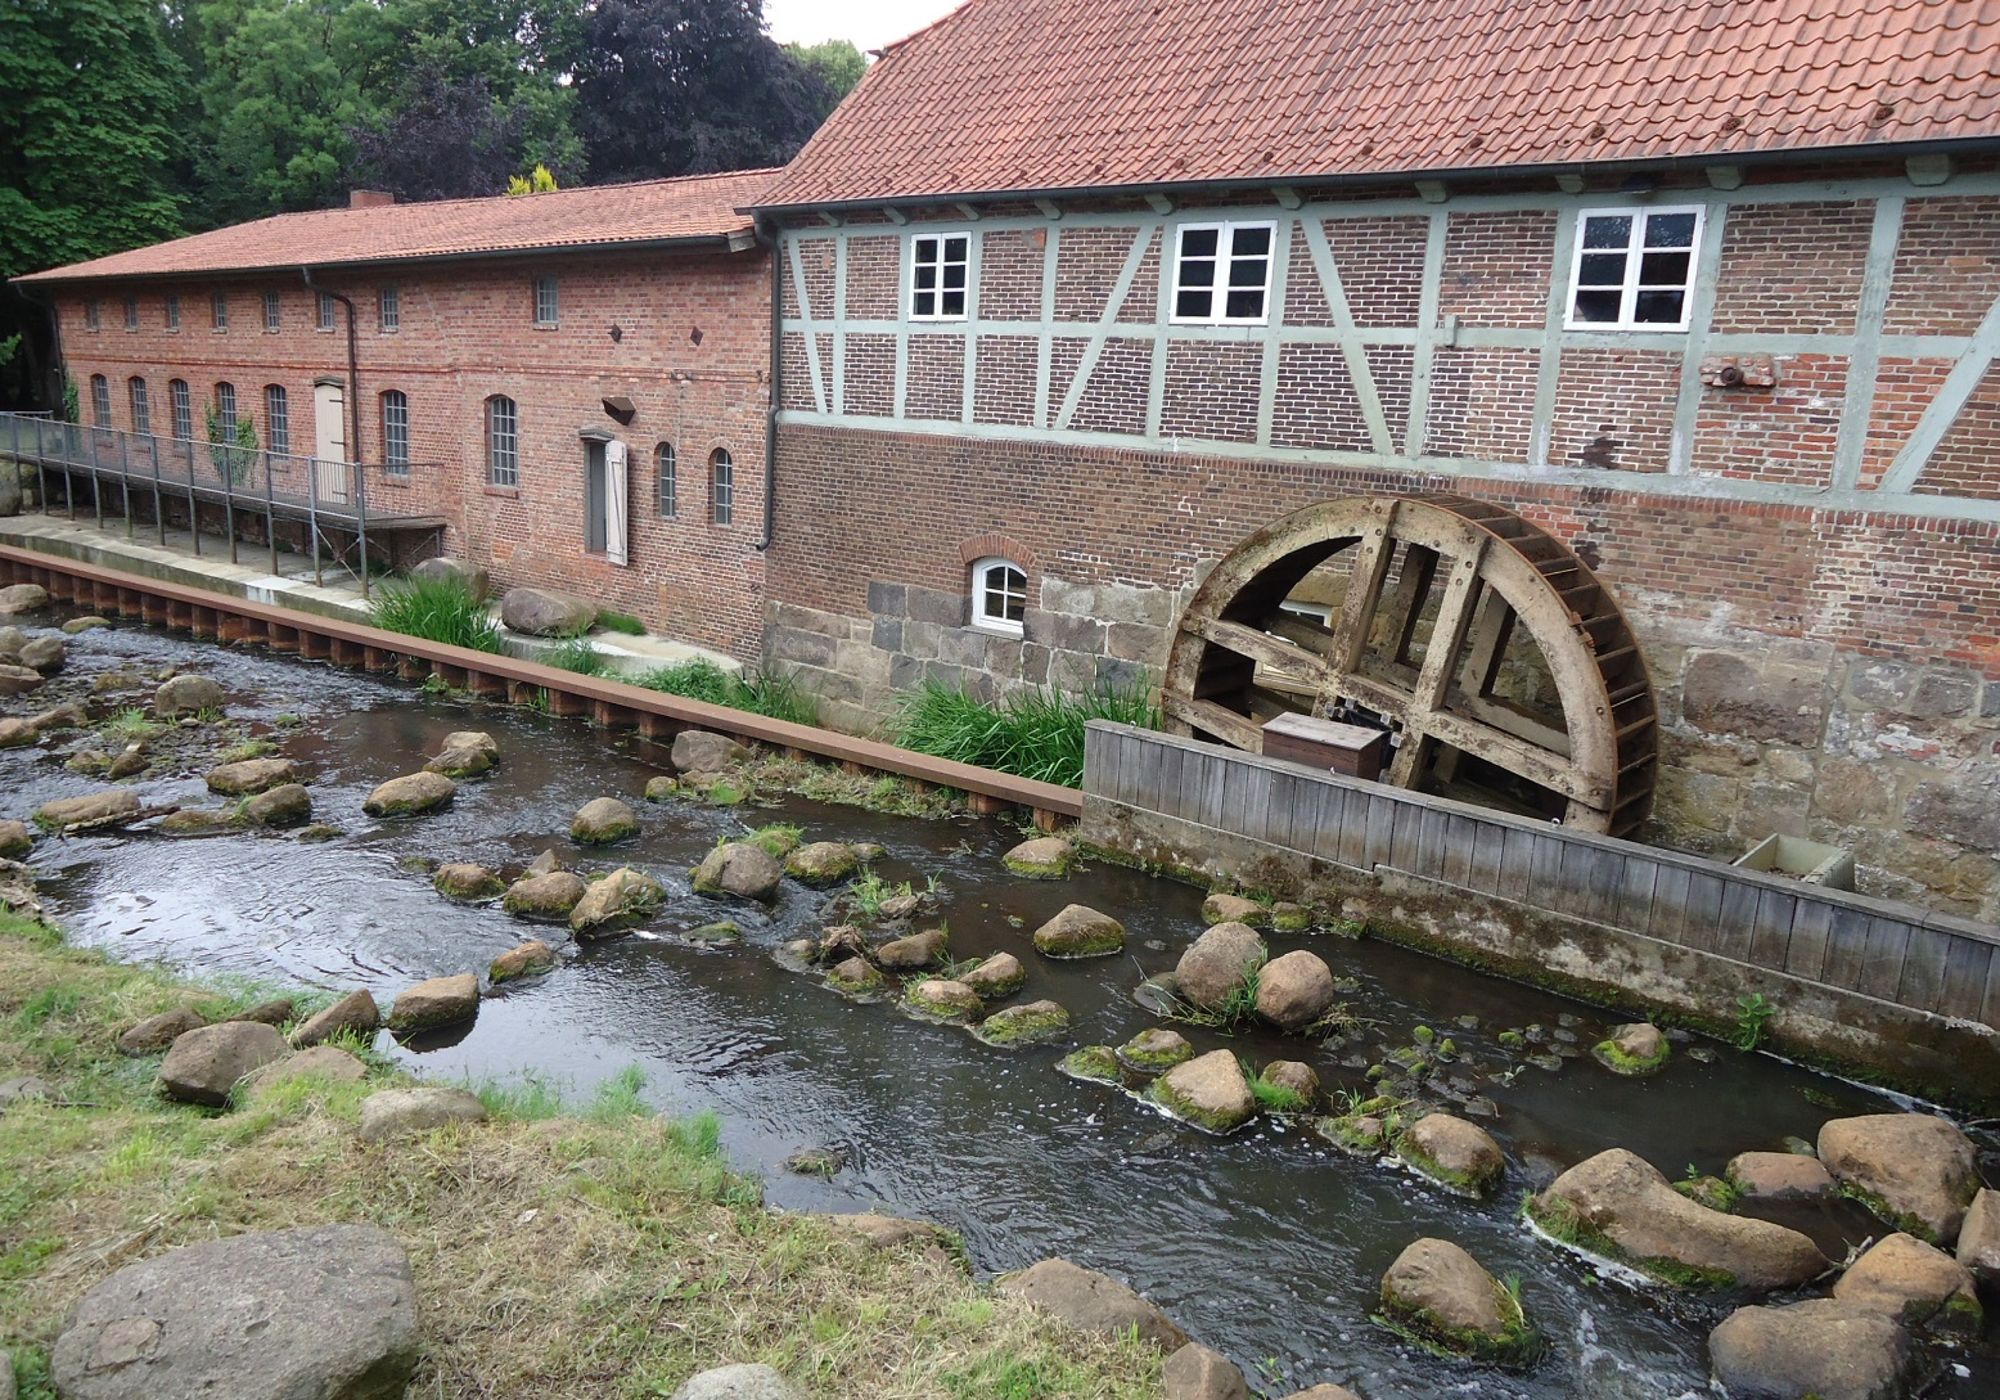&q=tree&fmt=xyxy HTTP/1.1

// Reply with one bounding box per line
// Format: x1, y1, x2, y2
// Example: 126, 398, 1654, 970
566, 0, 833, 183
350, 73, 544, 202
786, 38, 864, 124
0, 0, 186, 407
